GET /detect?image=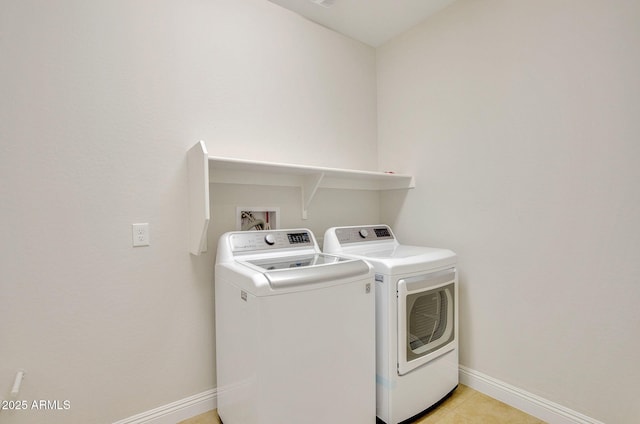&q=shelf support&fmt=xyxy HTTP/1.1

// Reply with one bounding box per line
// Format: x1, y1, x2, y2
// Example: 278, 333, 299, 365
301, 172, 324, 220
187, 141, 210, 255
